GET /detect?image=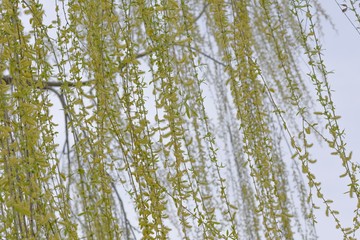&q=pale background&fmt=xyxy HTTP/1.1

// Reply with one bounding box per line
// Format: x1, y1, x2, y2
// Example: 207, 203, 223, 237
13, 1, 360, 239
310, 2, 360, 239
